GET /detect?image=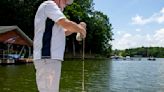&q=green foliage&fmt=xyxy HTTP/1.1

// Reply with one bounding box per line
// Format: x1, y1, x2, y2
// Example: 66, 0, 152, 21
64, 0, 113, 56
0, 0, 41, 39
113, 47, 164, 58
0, 0, 113, 57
